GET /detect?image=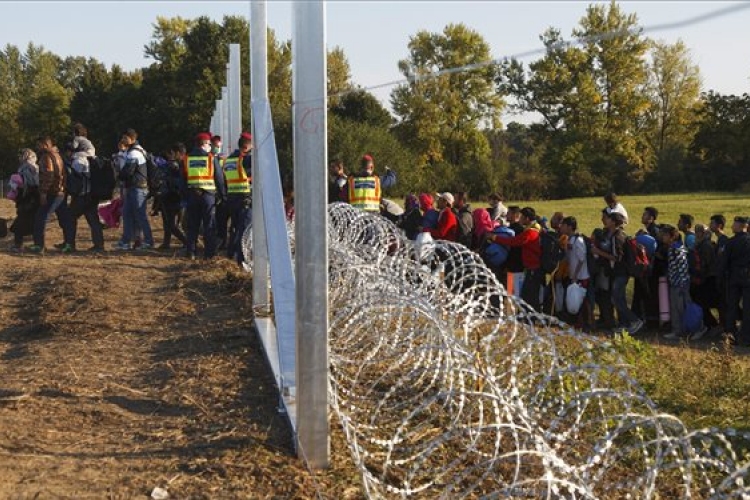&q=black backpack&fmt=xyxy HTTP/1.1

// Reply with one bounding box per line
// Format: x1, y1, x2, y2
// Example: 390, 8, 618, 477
88, 156, 116, 200
145, 153, 161, 194
64, 163, 86, 197
540, 229, 565, 274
